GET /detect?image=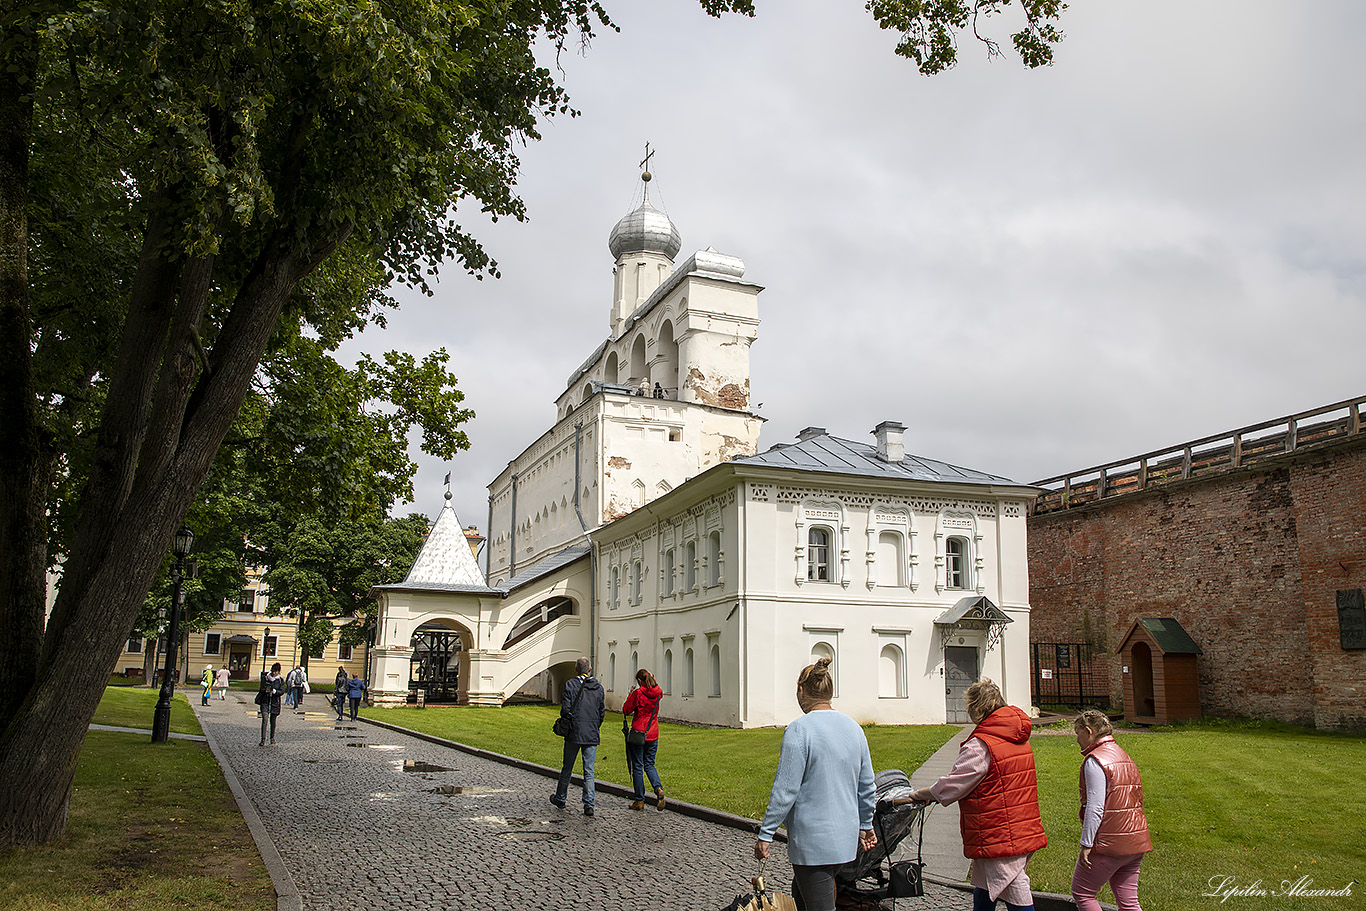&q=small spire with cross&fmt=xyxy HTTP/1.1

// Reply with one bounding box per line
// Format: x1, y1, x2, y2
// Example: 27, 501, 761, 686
639, 142, 656, 203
